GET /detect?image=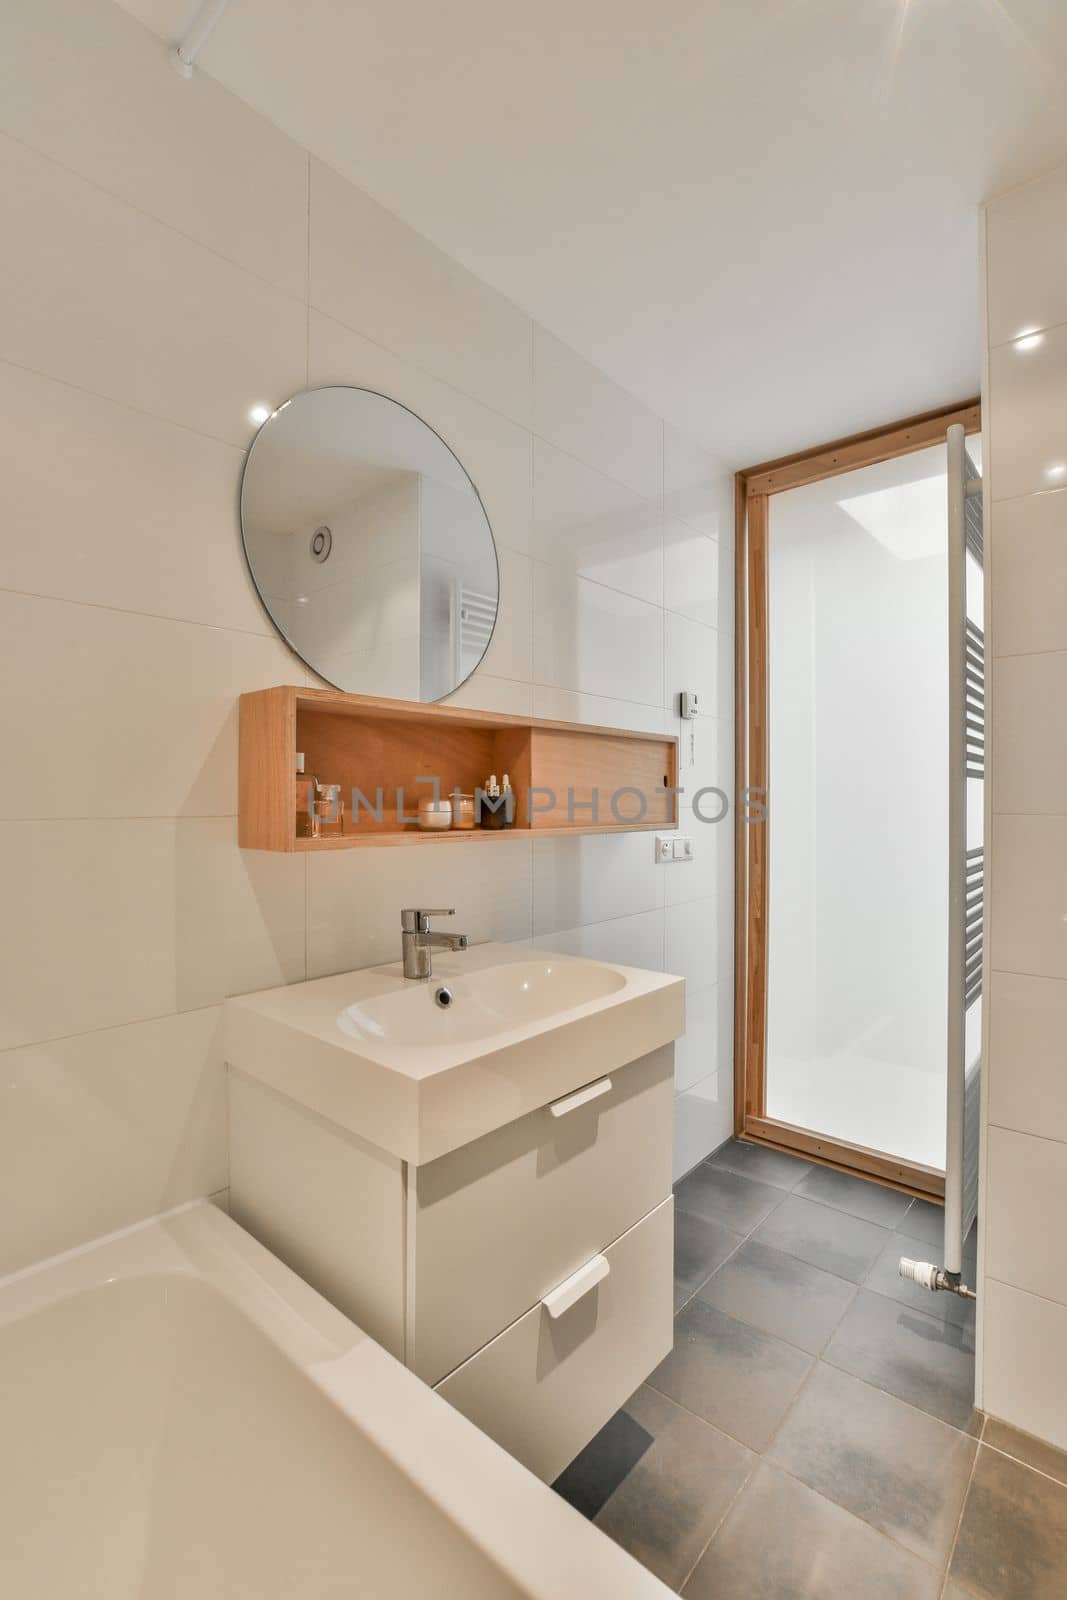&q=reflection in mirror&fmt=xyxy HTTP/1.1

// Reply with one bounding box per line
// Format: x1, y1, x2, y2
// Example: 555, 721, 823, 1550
240, 387, 499, 701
